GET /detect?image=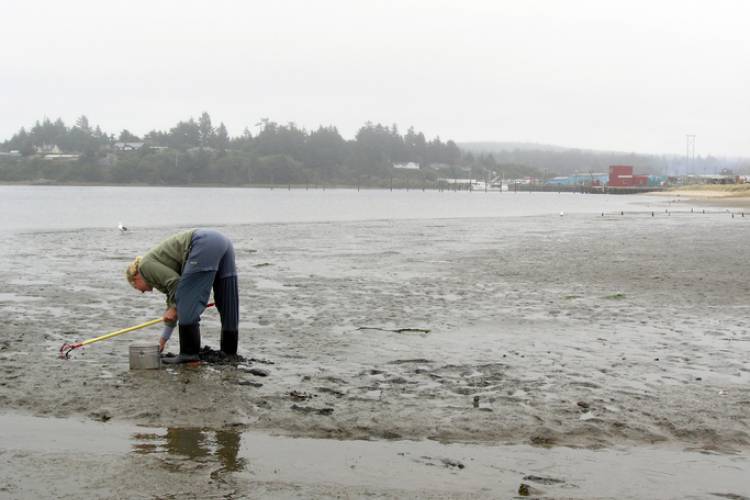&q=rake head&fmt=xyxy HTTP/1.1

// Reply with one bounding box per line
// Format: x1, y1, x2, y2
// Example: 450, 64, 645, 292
59, 342, 82, 359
